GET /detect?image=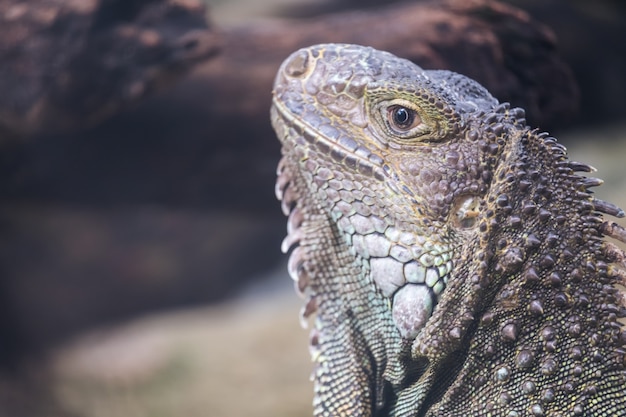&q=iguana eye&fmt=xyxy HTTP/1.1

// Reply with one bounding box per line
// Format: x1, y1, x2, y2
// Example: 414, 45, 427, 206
371, 98, 434, 142
388, 105, 421, 132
